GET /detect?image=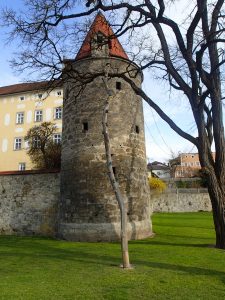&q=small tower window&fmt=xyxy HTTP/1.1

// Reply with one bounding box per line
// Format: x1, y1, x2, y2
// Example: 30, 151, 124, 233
108, 39, 112, 49
112, 167, 116, 176
116, 82, 121, 90
97, 34, 103, 45
135, 125, 140, 134
83, 122, 89, 132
